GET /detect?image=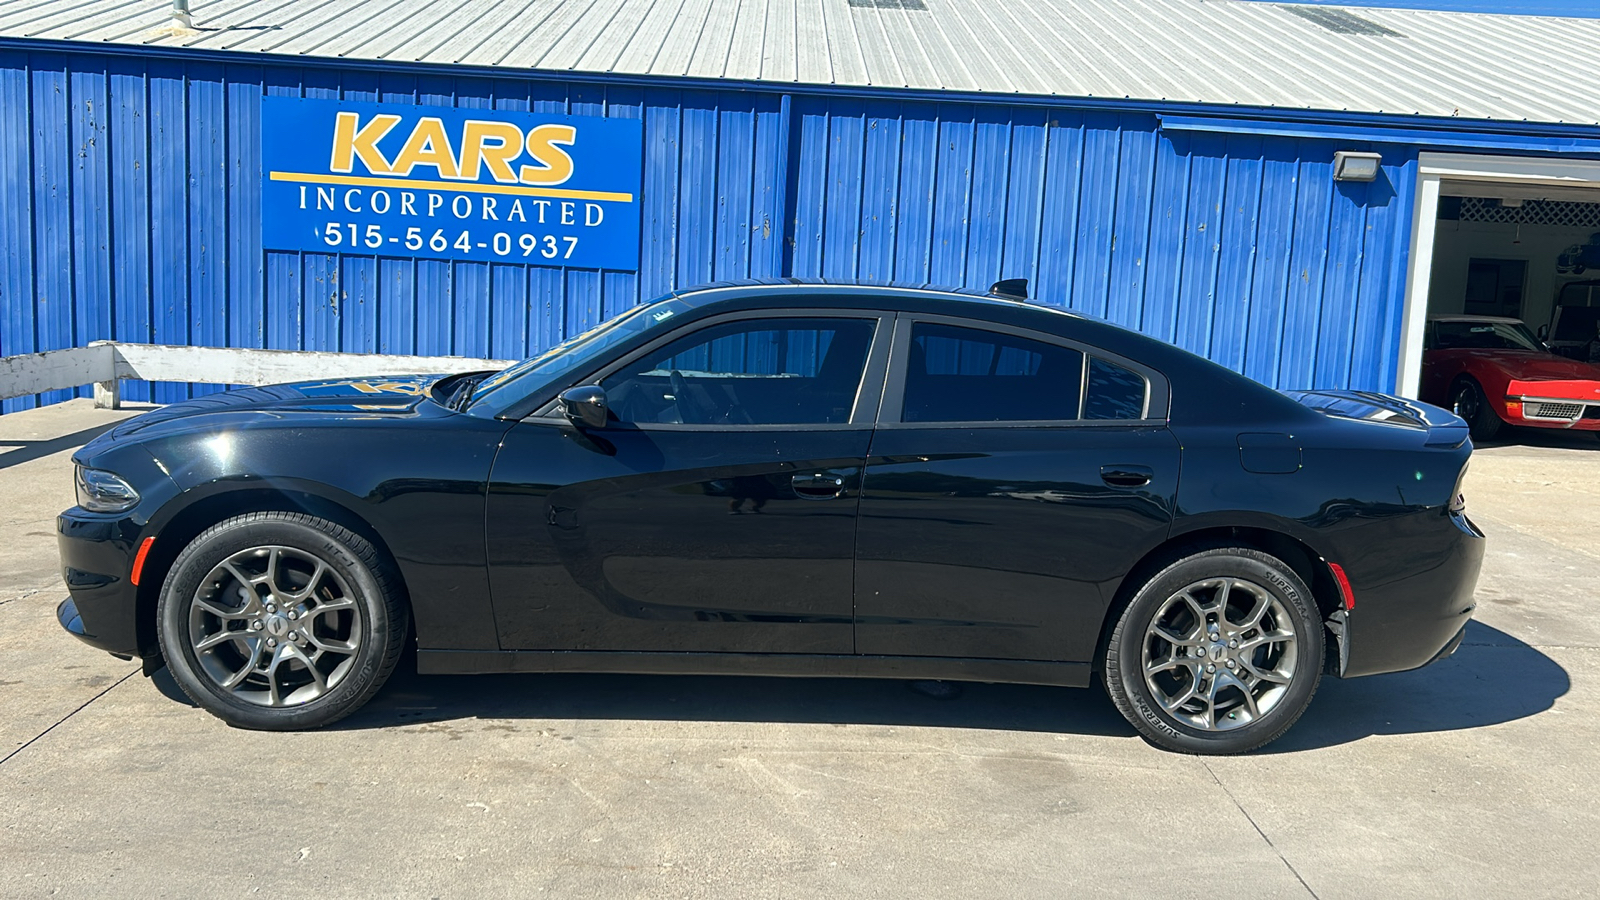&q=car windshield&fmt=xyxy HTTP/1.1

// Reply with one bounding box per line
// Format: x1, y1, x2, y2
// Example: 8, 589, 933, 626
1433, 320, 1546, 353
468, 296, 692, 407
